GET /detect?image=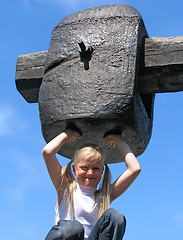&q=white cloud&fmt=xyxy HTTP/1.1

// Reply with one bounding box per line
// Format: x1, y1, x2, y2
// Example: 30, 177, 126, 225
5, 186, 25, 202
52, 0, 80, 6
20, 224, 37, 237
23, 0, 31, 10
3, 151, 42, 203
40, 0, 128, 10
0, 104, 29, 136
43, 0, 87, 10
0, 106, 15, 135
173, 210, 183, 229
